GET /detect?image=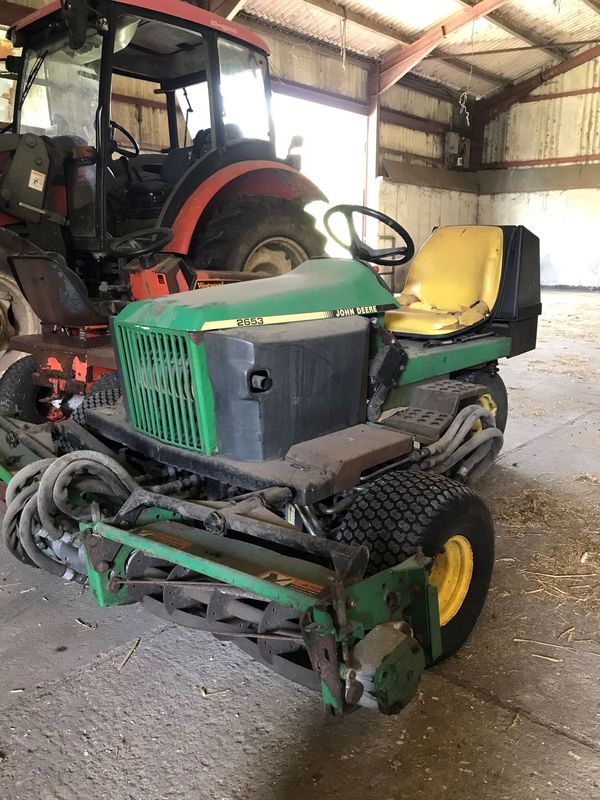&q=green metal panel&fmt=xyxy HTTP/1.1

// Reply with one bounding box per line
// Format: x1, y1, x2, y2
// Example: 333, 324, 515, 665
114, 259, 398, 333
386, 336, 512, 409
